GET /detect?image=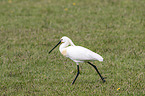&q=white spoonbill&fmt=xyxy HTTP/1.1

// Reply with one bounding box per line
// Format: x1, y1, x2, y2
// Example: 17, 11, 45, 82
49, 36, 105, 84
